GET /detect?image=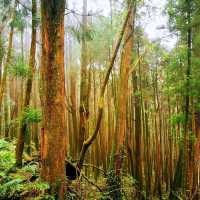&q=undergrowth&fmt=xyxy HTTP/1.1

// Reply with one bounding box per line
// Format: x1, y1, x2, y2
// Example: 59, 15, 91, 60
0, 139, 137, 200
0, 139, 52, 200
